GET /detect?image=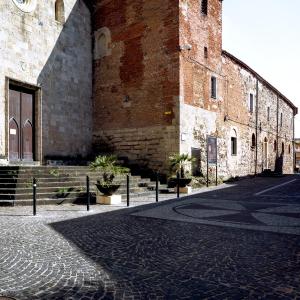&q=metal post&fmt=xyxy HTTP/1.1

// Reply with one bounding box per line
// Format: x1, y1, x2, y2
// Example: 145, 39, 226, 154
86, 175, 90, 211
216, 140, 218, 186
127, 175, 130, 207
33, 178, 37, 216
156, 172, 159, 203
176, 171, 180, 198
207, 137, 209, 187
